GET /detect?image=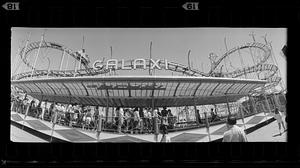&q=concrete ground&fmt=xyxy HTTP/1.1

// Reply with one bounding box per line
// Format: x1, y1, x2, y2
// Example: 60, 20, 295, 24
247, 115, 287, 142
10, 125, 47, 142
